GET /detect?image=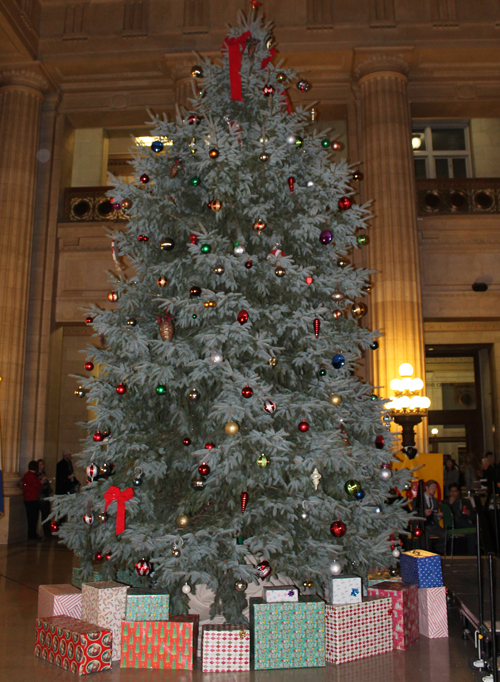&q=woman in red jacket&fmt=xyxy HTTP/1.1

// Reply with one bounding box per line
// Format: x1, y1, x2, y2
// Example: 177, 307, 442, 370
22, 461, 42, 540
